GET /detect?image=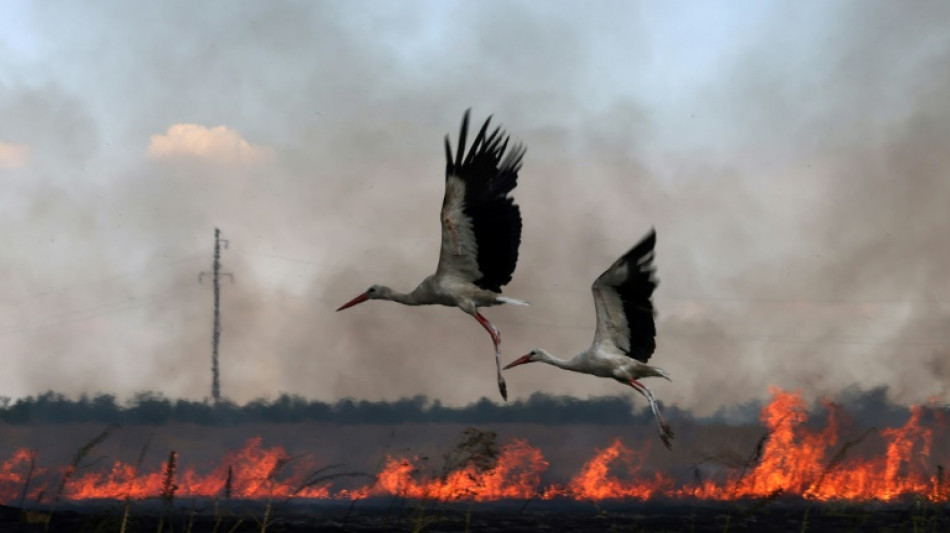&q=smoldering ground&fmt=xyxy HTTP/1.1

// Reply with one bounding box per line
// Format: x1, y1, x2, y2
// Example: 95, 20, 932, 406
0, 1, 948, 414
